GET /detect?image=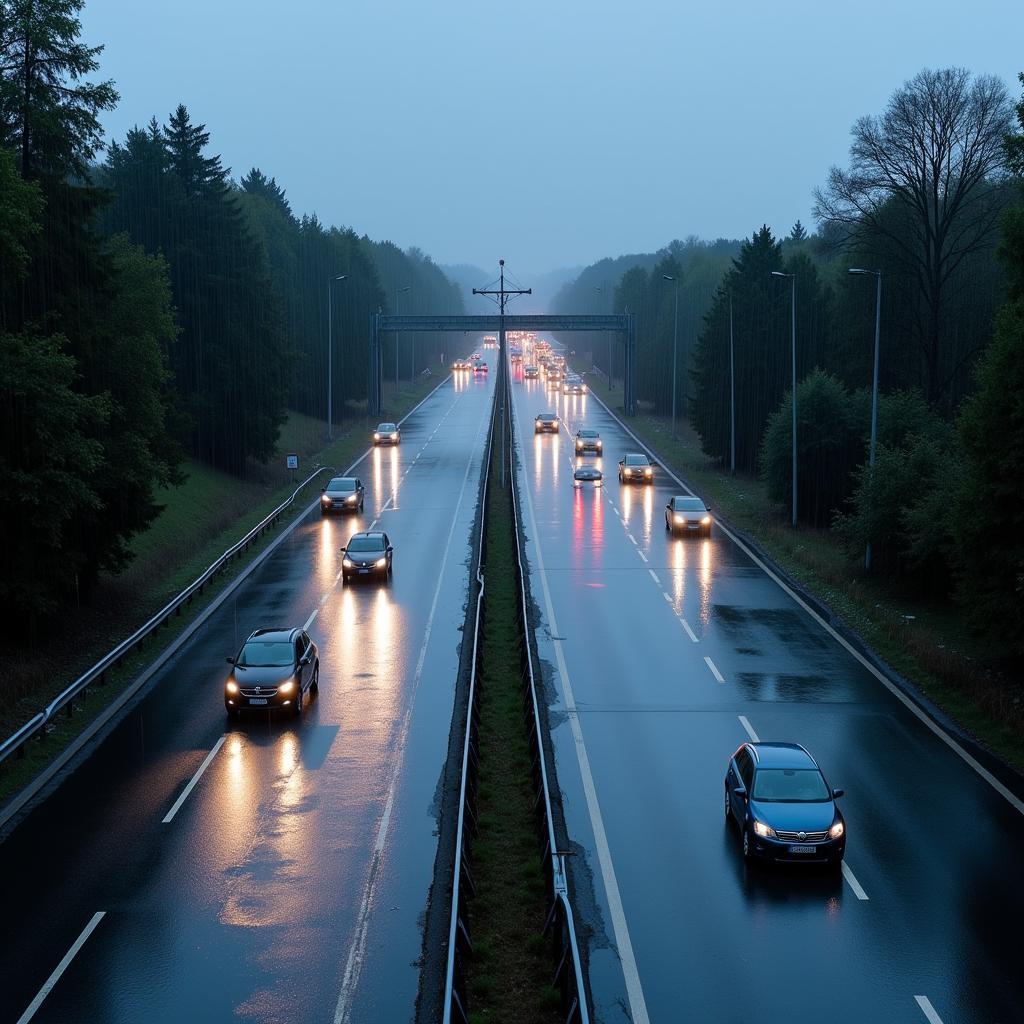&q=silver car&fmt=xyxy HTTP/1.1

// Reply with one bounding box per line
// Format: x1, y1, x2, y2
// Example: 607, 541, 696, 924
666, 495, 712, 536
